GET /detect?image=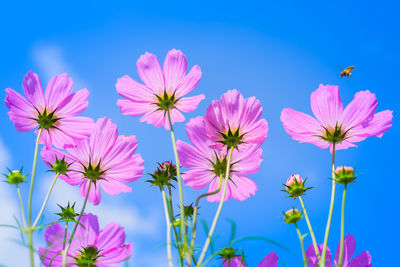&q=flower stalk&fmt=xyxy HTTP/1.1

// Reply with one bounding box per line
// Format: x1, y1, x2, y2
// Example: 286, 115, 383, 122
161, 188, 174, 267
295, 224, 307, 267
298, 196, 320, 260
197, 147, 234, 266
338, 185, 348, 267
32, 174, 59, 228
